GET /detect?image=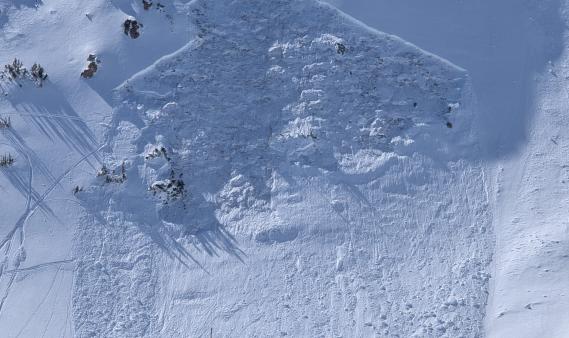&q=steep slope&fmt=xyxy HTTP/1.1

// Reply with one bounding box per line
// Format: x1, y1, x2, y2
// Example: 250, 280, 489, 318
73, 0, 492, 336
486, 6, 569, 335
0, 0, 191, 336
324, 1, 569, 336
